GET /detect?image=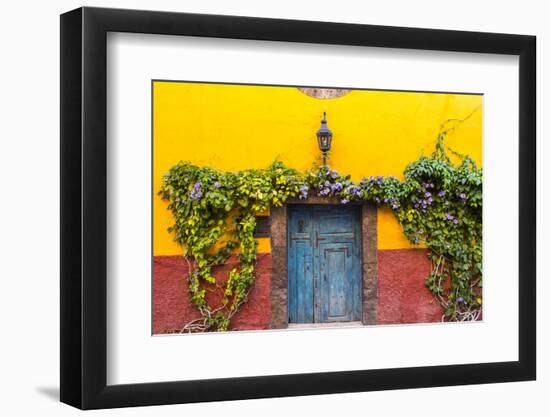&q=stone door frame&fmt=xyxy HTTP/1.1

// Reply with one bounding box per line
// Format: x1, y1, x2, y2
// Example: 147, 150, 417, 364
269, 197, 378, 329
